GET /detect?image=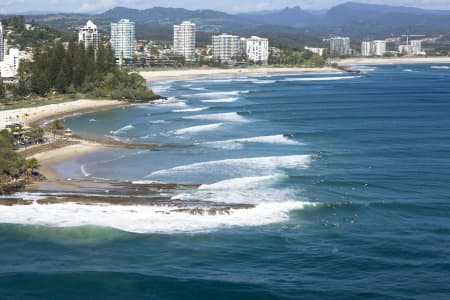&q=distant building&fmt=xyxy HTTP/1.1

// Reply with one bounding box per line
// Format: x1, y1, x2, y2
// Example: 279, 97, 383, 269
329, 37, 350, 57
245, 36, 269, 64
173, 21, 196, 62
111, 19, 135, 63
0, 21, 4, 62
0, 47, 20, 78
79, 20, 100, 49
361, 40, 386, 57
305, 46, 326, 57
212, 34, 241, 63
361, 41, 373, 57
399, 39, 425, 56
